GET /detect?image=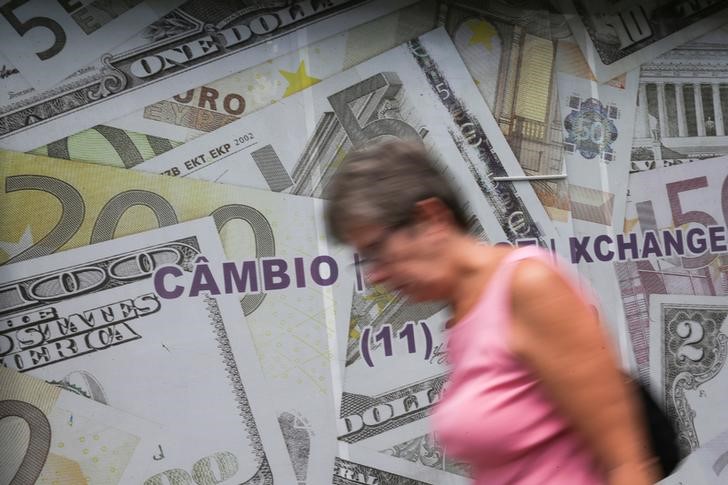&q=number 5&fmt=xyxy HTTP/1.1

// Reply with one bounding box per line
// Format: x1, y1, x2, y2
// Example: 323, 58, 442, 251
327, 72, 421, 147
666, 176, 717, 269
1, 0, 66, 60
